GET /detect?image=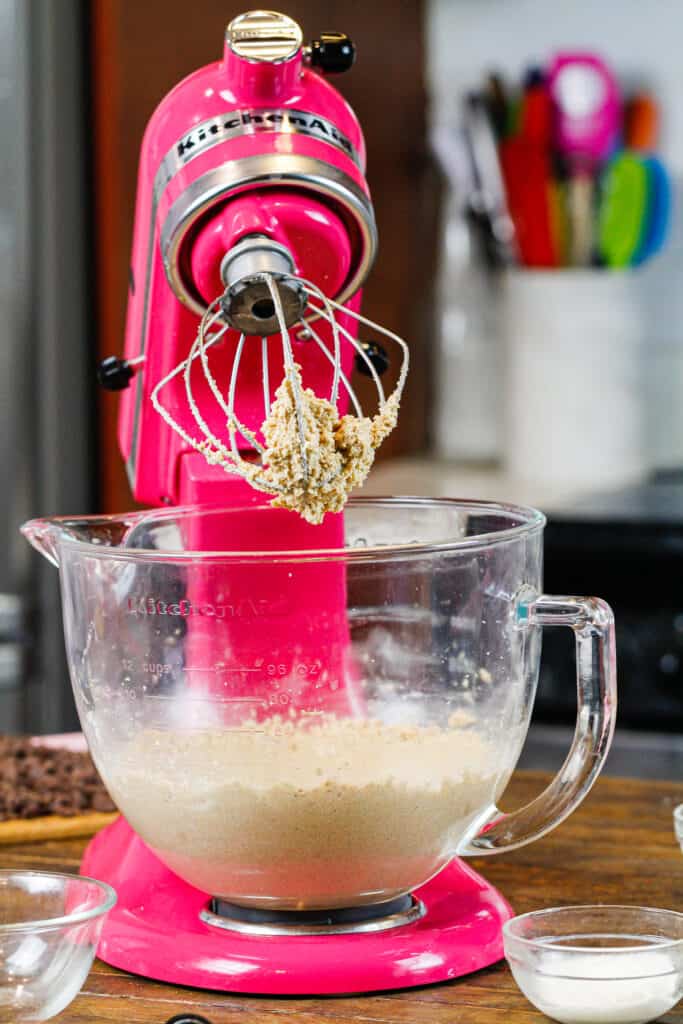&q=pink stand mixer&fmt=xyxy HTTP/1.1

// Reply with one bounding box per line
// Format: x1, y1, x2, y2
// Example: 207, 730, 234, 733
22, 10, 616, 996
